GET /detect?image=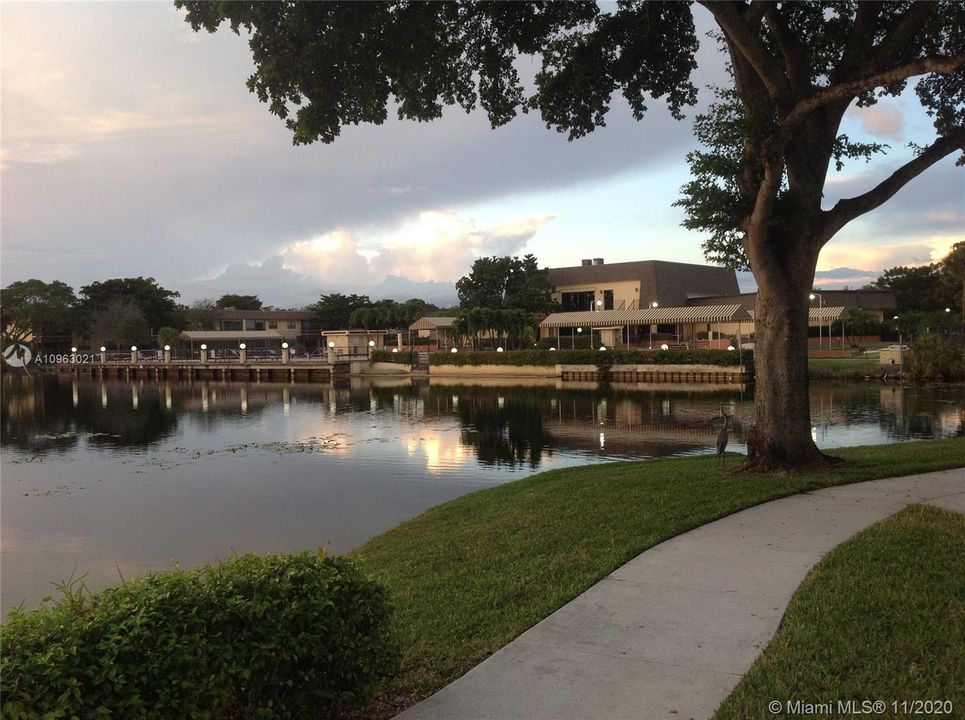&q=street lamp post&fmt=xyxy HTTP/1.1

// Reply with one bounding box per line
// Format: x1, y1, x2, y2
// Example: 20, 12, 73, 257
575, 327, 582, 350
893, 315, 902, 375
649, 301, 658, 349
809, 292, 823, 350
